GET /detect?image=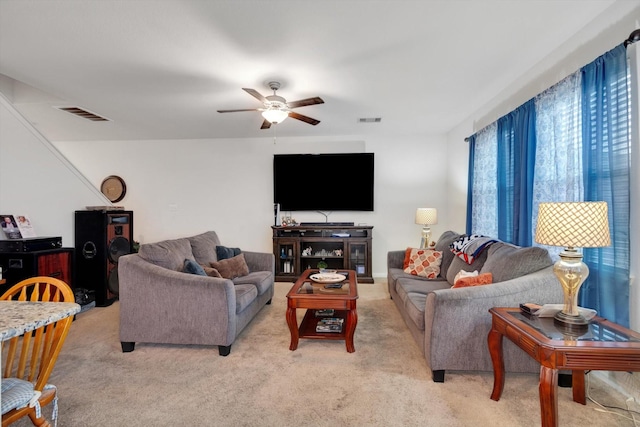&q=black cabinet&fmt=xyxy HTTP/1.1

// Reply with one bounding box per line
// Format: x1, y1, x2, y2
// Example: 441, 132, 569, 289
272, 225, 373, 283
0, 248, 74, 295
